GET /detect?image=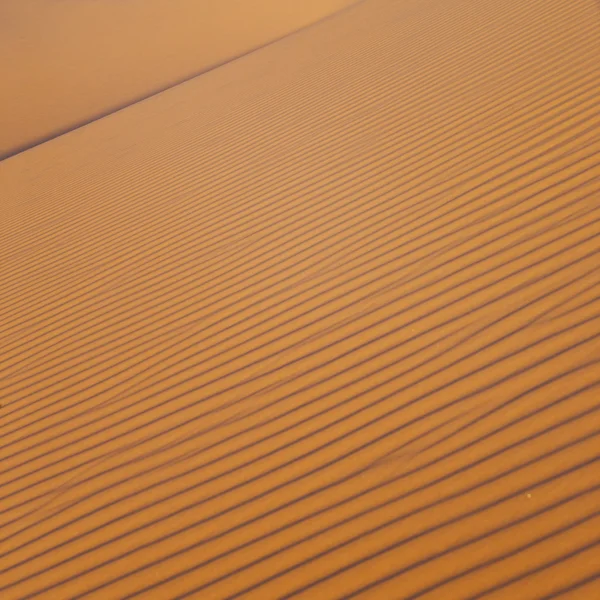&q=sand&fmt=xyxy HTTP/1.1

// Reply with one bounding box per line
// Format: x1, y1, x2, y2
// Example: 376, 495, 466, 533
0, 0, 599, 598
0, 0, 354, 159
